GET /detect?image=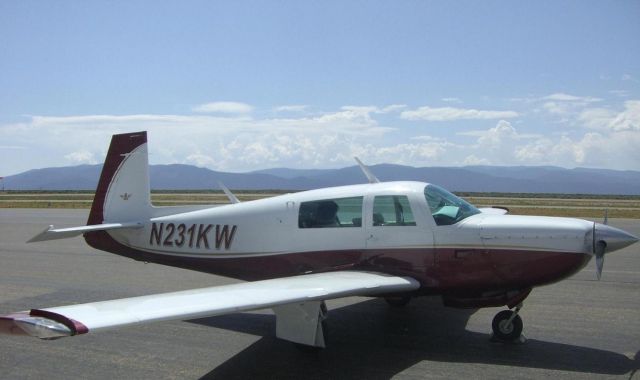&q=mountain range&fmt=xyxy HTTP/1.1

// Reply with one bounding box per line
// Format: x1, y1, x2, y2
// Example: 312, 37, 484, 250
2, 164, 639, 195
